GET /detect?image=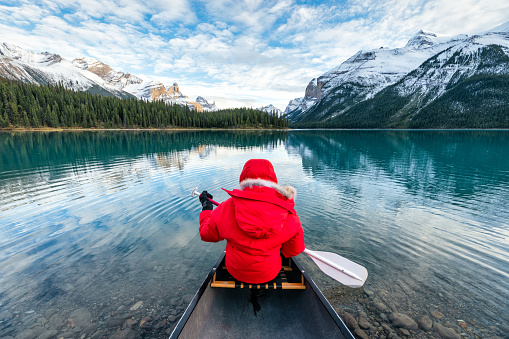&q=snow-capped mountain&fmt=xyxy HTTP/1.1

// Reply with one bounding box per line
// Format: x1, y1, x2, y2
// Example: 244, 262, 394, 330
286, 21, 509, 127
0, 43, 132, 98
260, 104, 282, 115
284, 78, 319, 119
0, 43, 217, 112
196, 96, 219, 112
